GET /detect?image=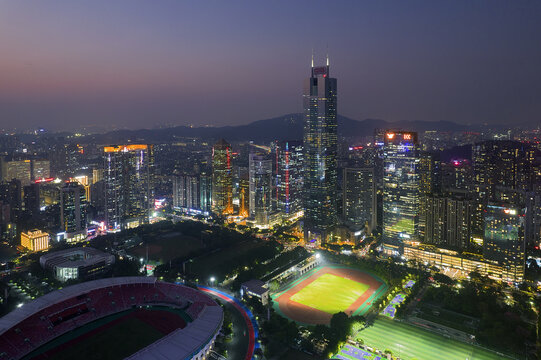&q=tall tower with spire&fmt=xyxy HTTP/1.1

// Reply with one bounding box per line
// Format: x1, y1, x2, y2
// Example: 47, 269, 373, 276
303, 54, 338, 243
